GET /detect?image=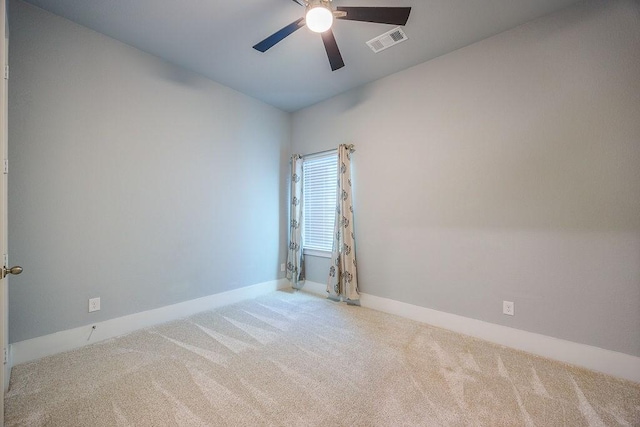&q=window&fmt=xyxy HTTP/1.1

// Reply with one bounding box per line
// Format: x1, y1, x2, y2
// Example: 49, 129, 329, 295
302, 151, 338, 256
